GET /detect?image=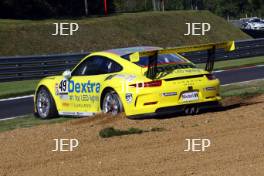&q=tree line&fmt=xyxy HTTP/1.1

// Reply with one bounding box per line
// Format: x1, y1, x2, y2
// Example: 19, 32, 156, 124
0, 0, 263, 19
